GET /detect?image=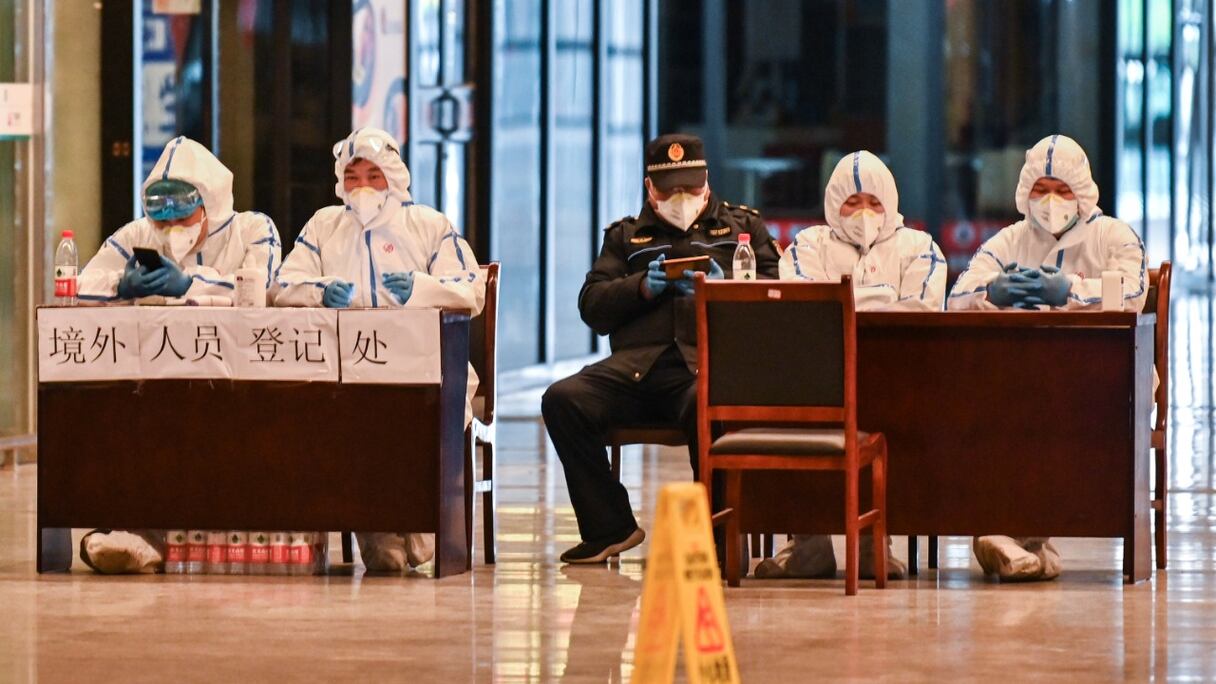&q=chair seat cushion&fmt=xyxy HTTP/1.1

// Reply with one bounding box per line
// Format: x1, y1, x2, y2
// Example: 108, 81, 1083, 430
709, 428, 868, 456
